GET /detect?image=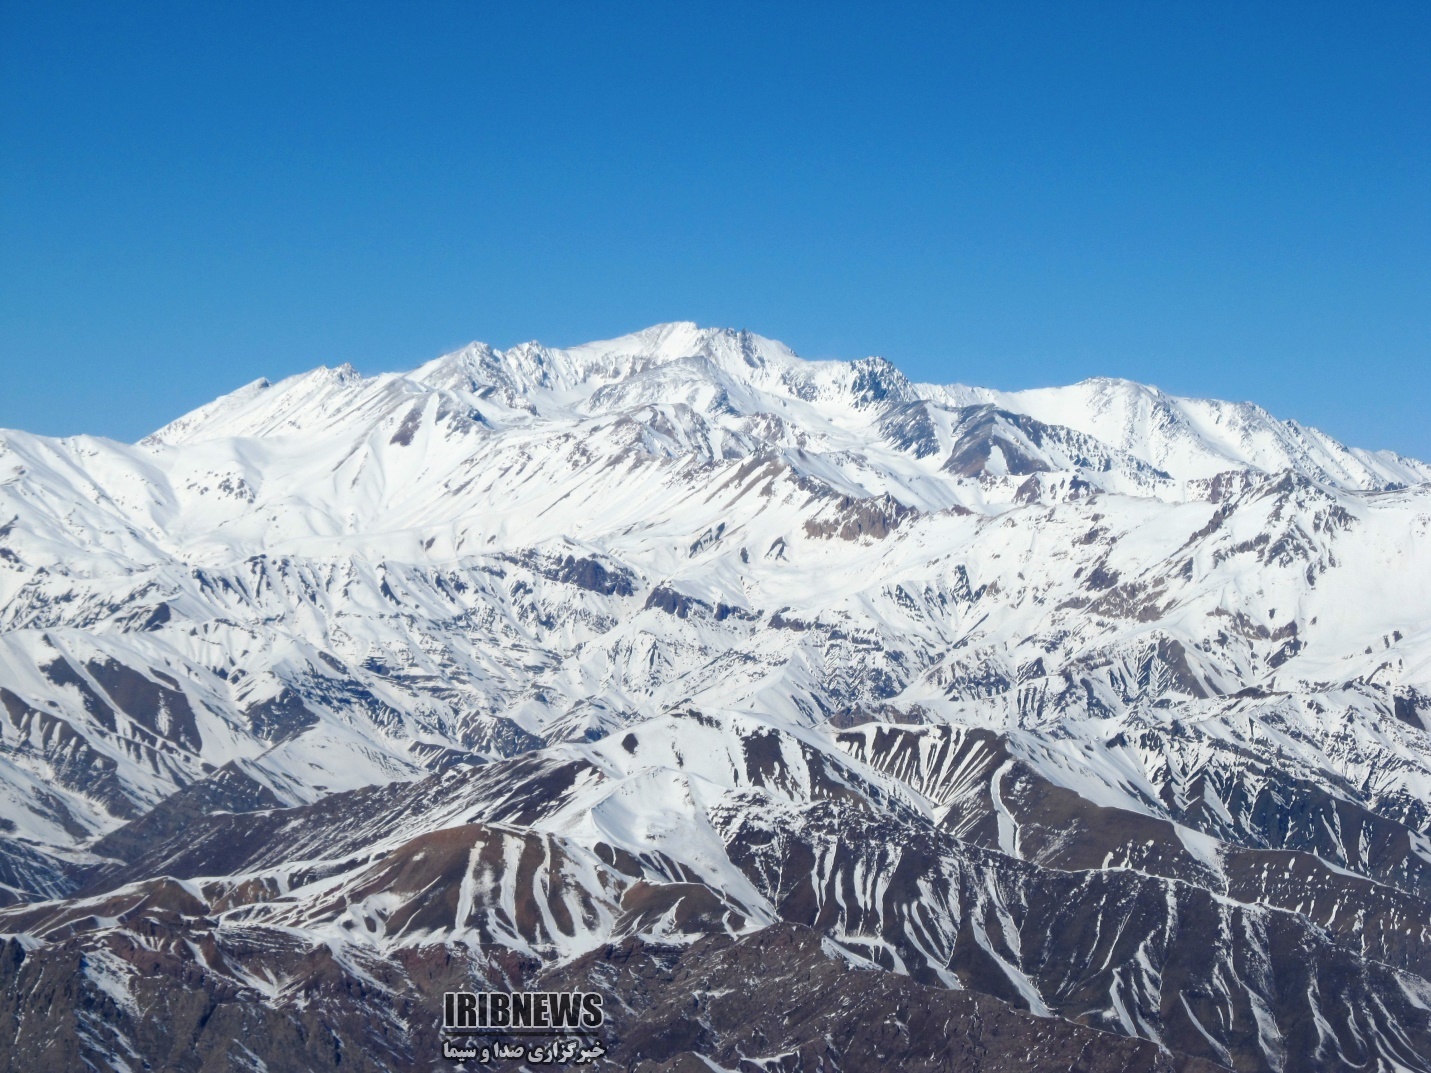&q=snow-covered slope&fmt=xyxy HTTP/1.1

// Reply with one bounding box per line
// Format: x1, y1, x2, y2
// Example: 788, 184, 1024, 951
2, 323, 1430, 1072
962, 375, 1431, 488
